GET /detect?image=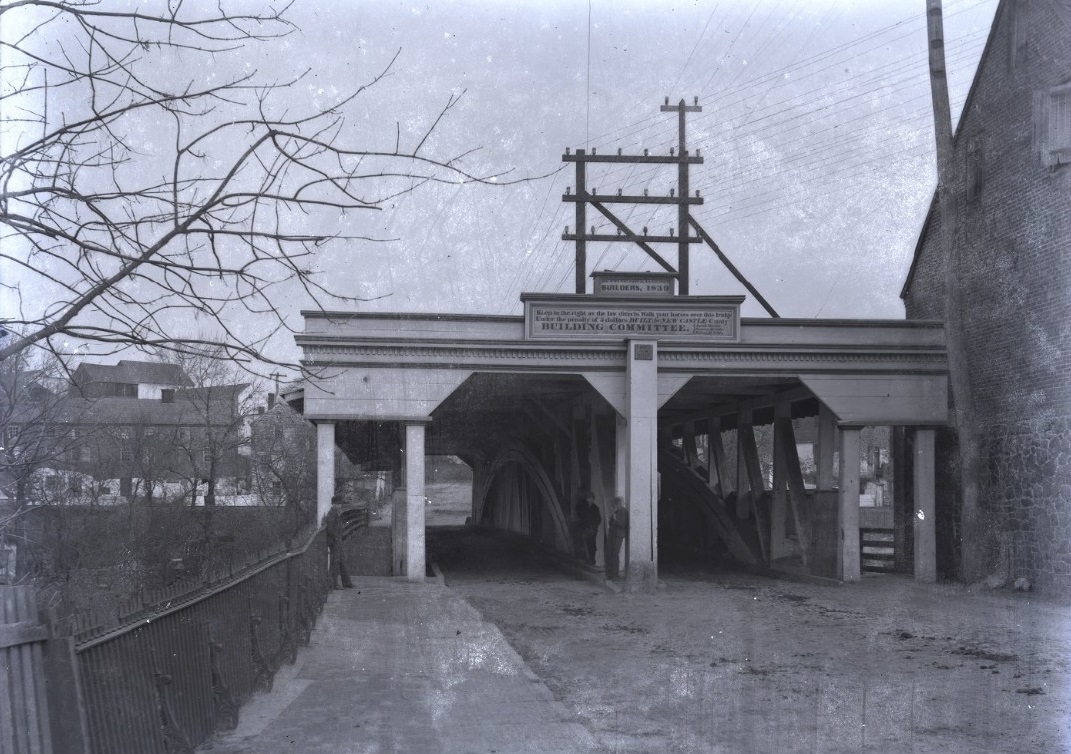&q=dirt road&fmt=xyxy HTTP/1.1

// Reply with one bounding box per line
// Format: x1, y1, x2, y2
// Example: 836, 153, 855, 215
430, 529, 1071, 754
